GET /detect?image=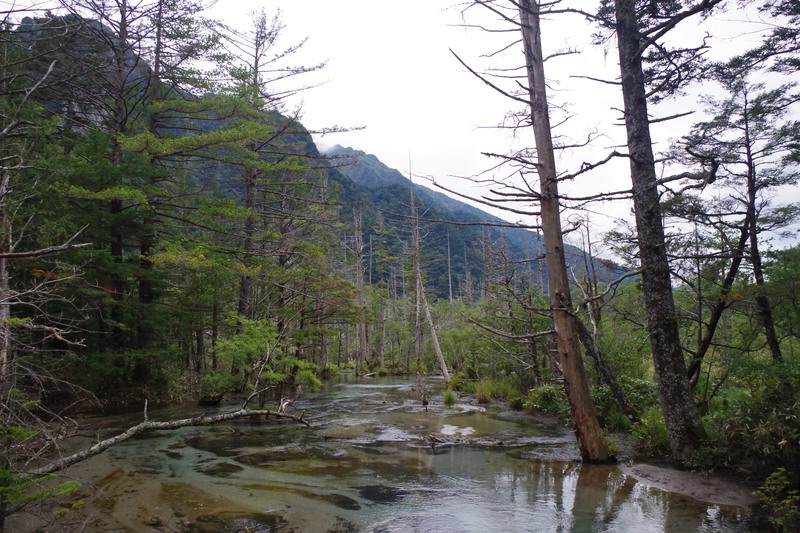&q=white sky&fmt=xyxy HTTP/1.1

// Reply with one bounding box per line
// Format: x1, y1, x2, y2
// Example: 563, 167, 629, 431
210, 1, 623, 226
206, 1, 797, 252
